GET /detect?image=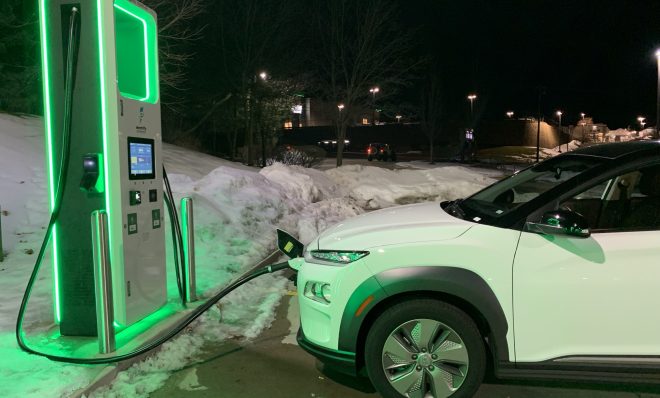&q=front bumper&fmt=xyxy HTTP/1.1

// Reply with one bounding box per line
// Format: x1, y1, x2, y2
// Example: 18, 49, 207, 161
297, 327, 358, 376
